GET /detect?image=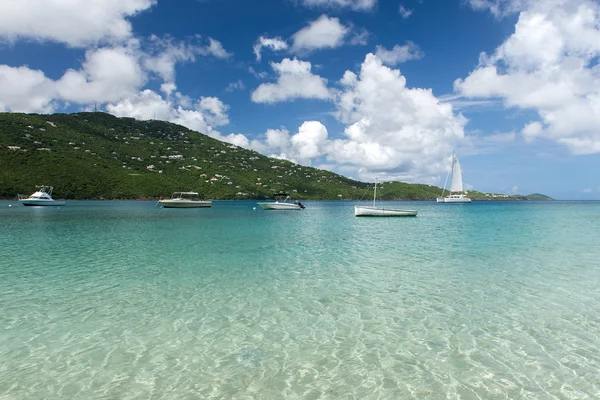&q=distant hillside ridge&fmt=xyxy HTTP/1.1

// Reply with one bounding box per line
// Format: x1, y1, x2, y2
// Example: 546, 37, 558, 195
0, 112, 551, 201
